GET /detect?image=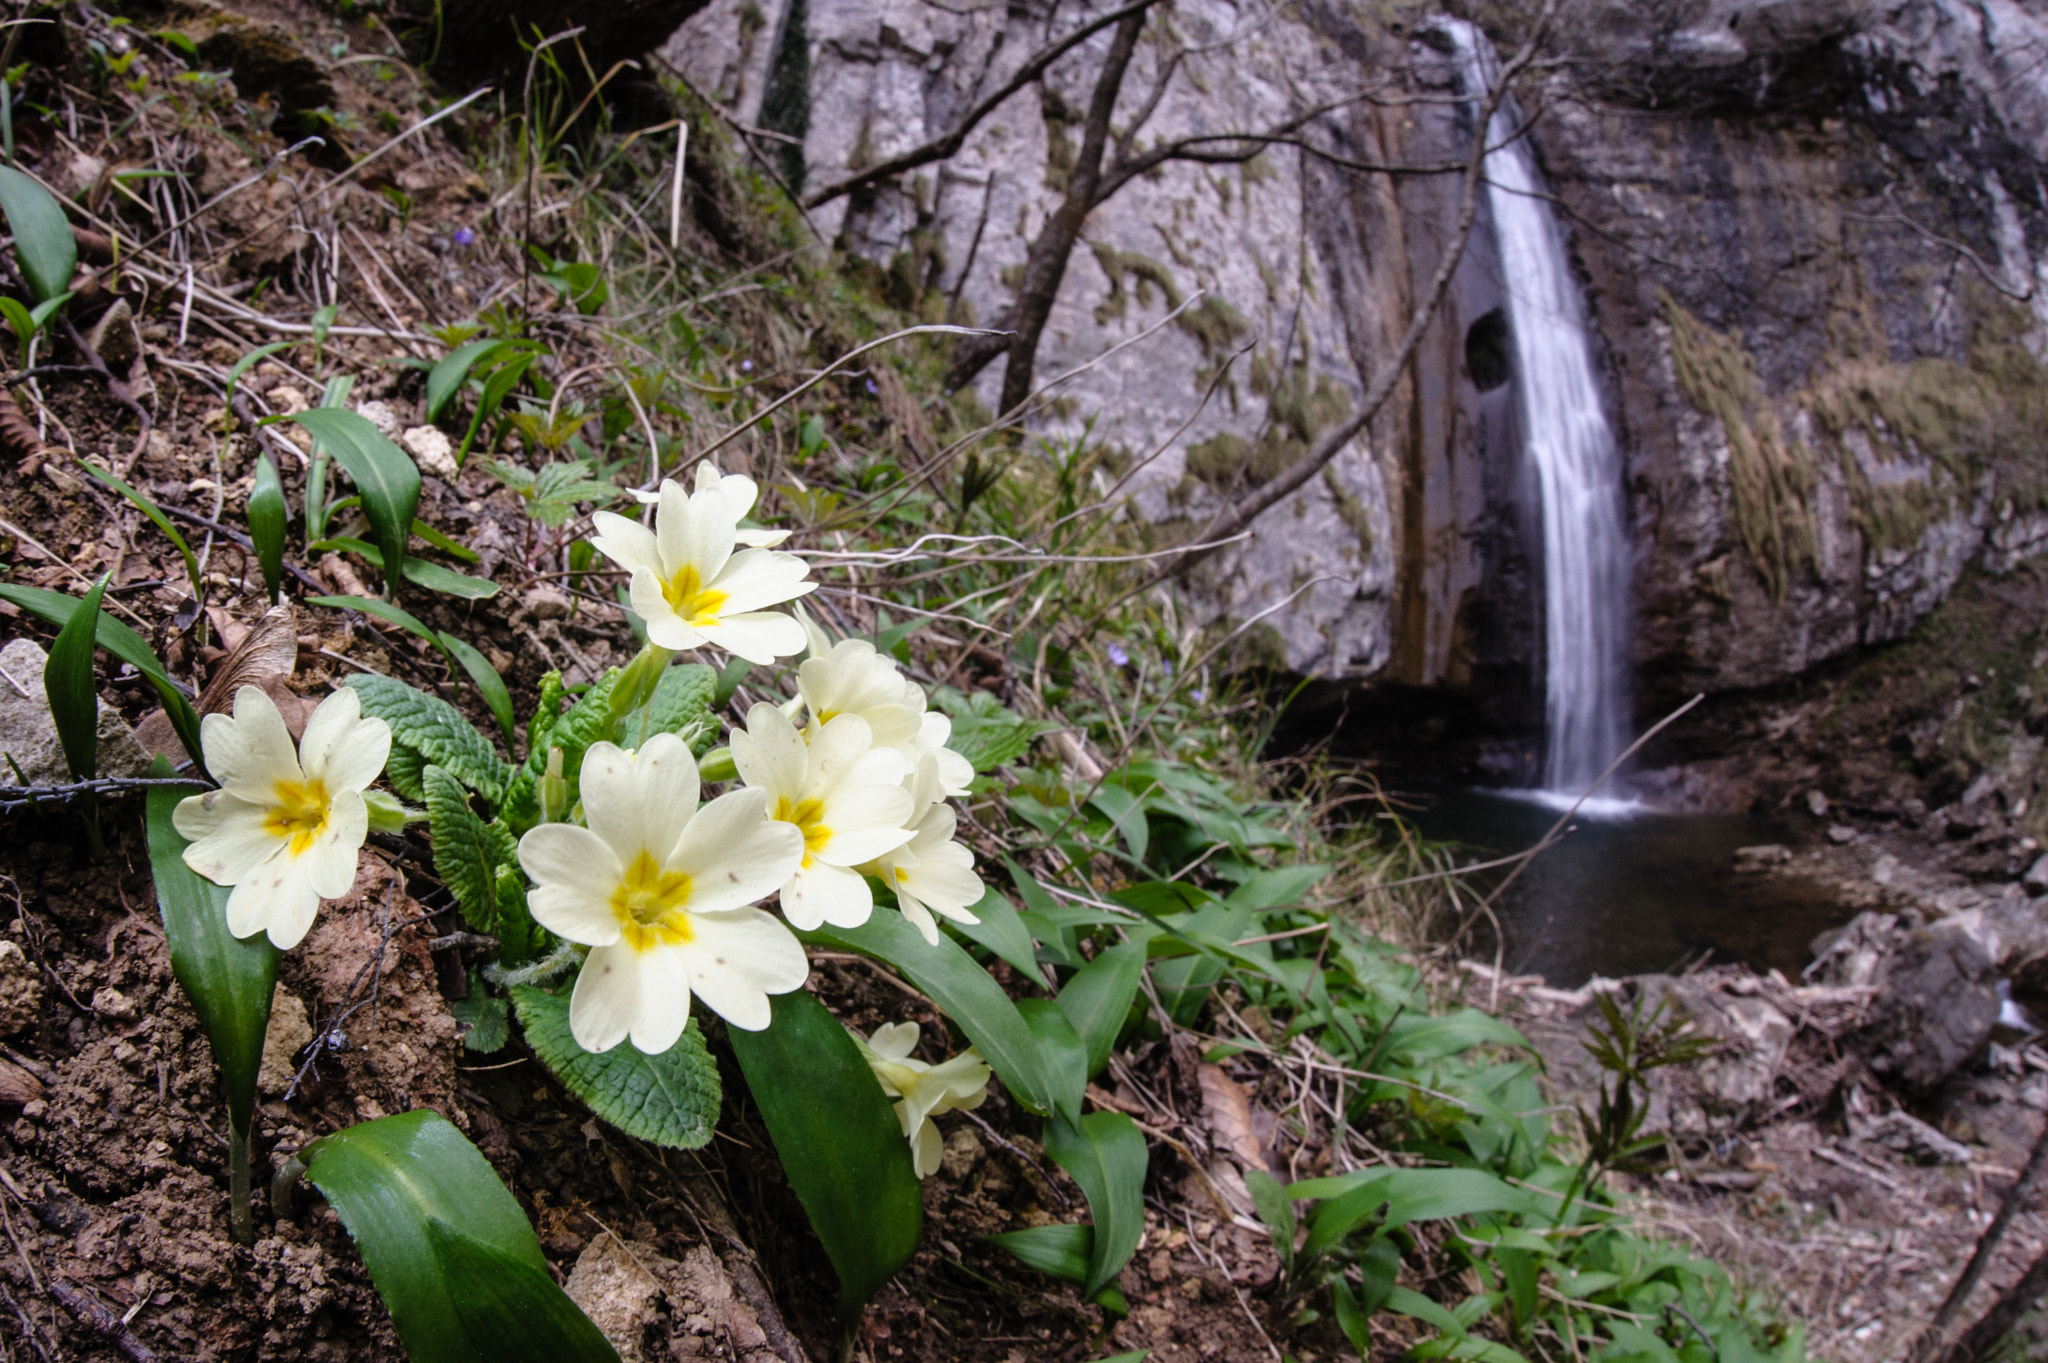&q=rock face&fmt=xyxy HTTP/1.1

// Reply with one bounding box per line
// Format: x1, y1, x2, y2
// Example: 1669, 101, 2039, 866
667, 0, 2048, 724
